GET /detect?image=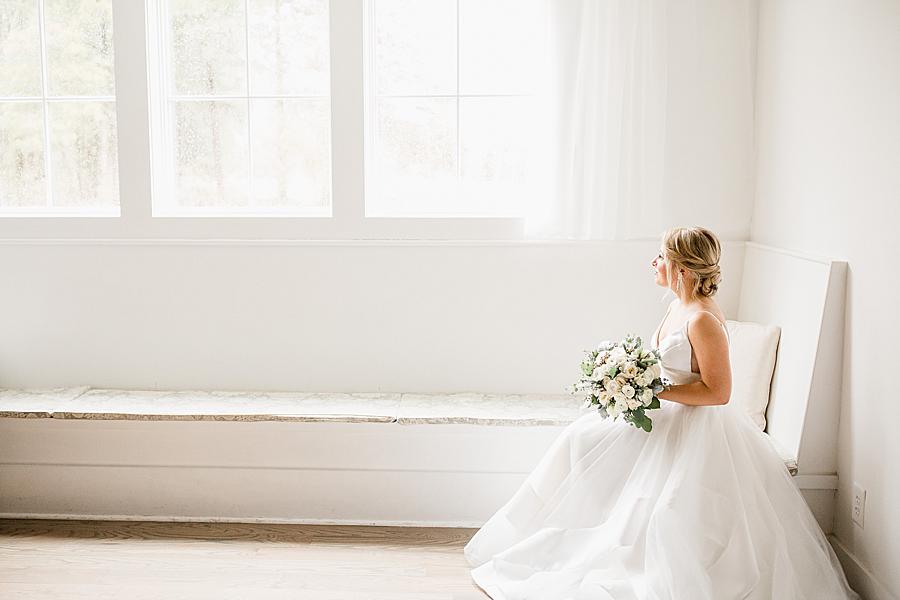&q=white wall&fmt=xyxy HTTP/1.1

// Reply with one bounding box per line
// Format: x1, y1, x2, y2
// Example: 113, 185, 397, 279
0, 0, 759, 391
0, 240, 745, 393
753, 0, 900, 597
662, 0, 757, 240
